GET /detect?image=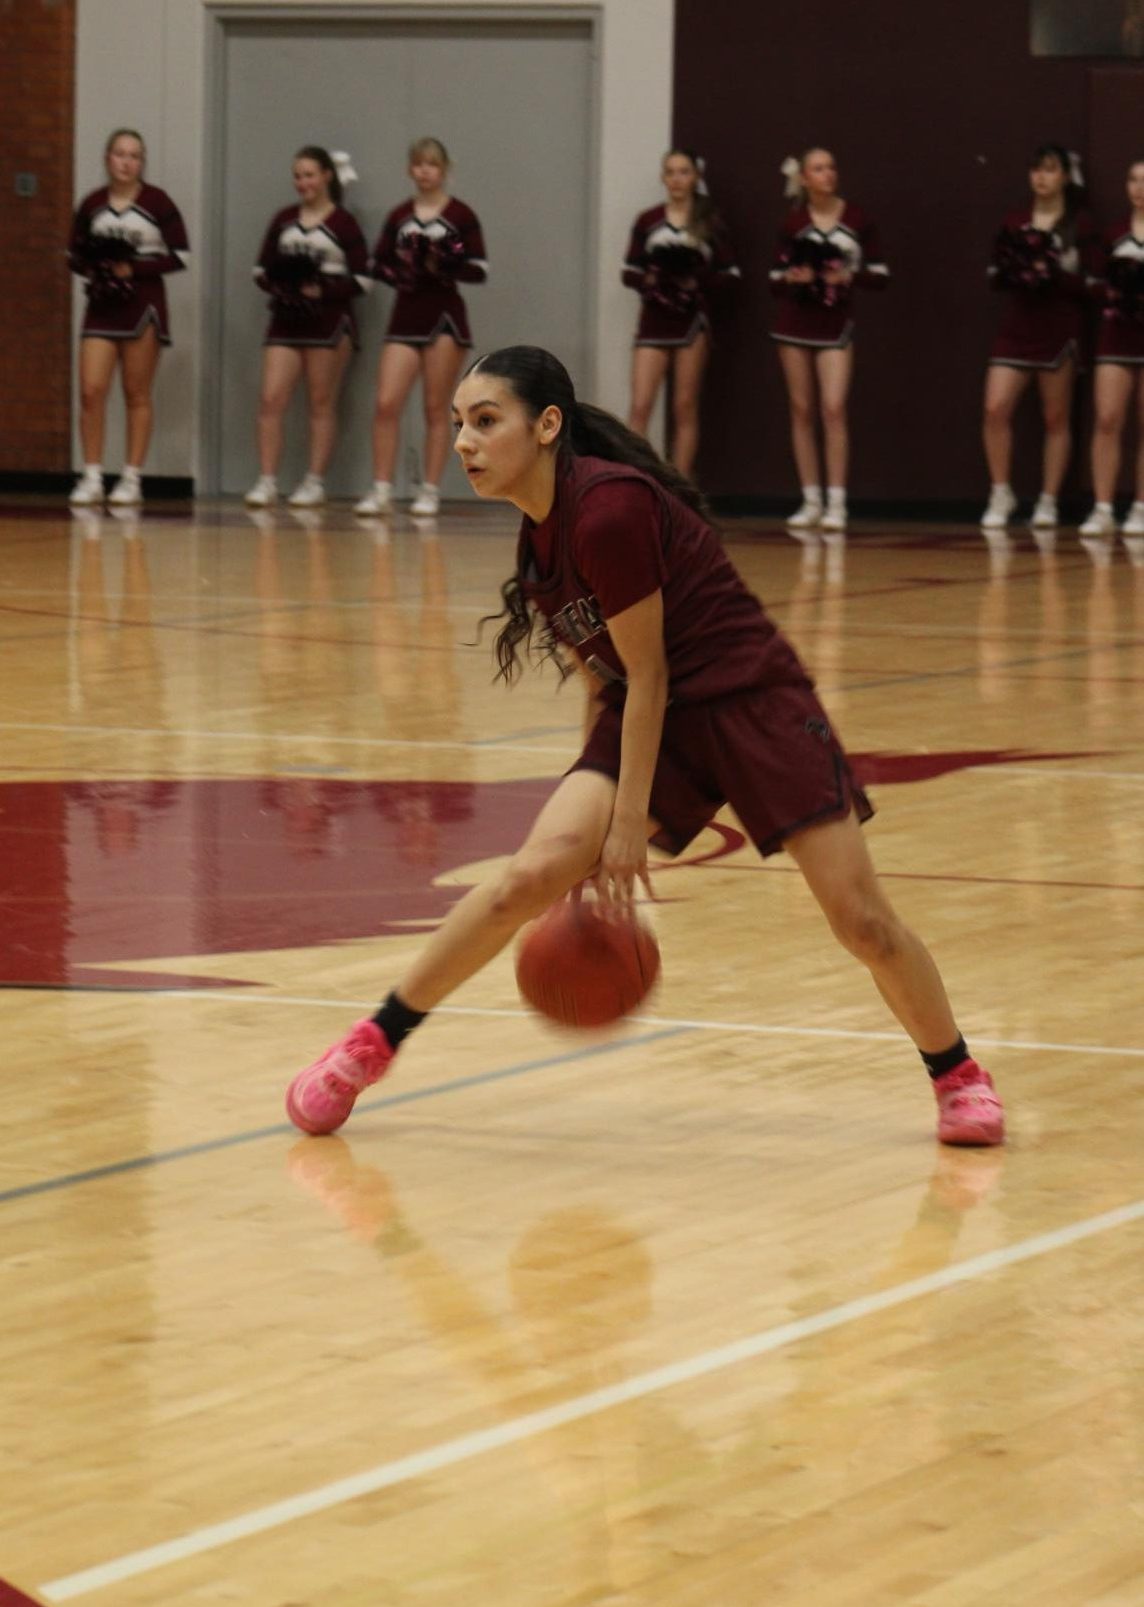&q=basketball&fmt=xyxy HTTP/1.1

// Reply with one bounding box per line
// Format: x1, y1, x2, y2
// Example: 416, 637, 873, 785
515, 893, 661, 1029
